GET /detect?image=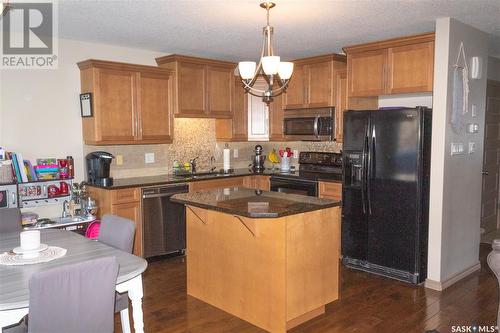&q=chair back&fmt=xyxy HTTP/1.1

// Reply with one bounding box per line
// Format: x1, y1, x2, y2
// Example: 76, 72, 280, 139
98, 215, 136, 253
27, 256, 119, 333
0, 208, 22, 233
